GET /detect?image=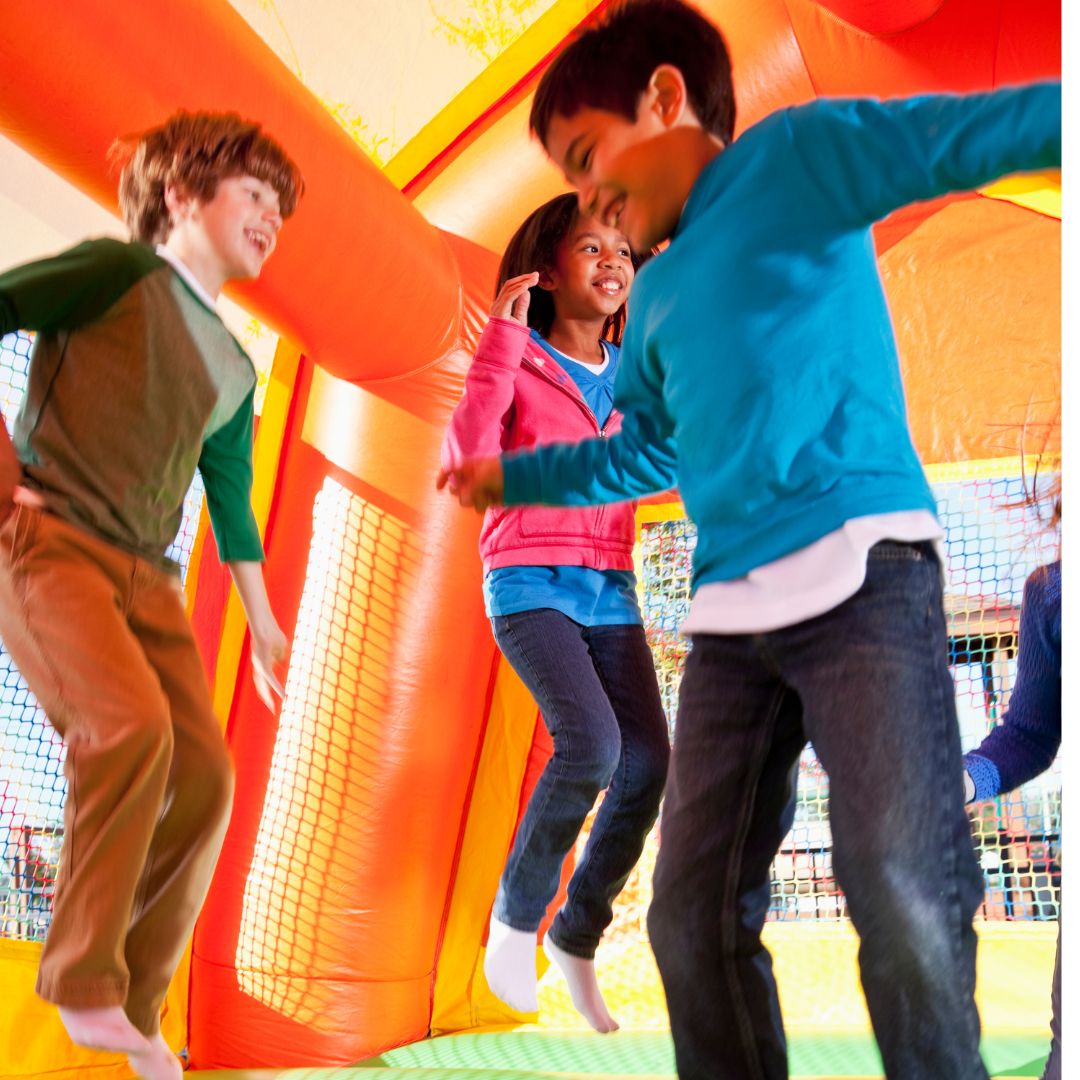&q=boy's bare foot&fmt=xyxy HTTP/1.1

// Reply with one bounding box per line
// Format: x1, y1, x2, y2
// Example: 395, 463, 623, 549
483, 913, 539, 1014
128, 1031, 183, 1079
57, 1005, 151, 1054
543, 932, 619, 1033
